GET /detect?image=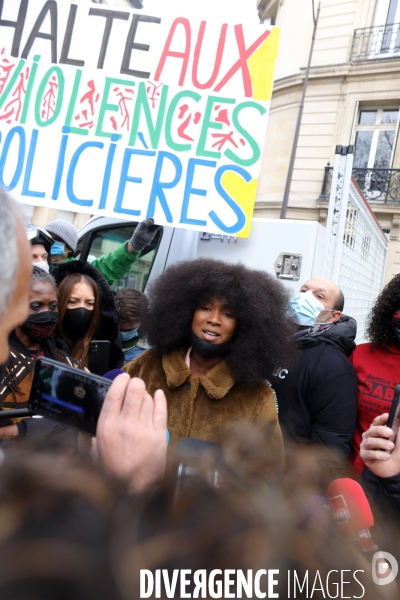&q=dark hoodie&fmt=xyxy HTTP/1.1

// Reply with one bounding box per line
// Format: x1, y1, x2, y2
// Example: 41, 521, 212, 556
272, 315, 358, 461
52, 261, 123, 371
